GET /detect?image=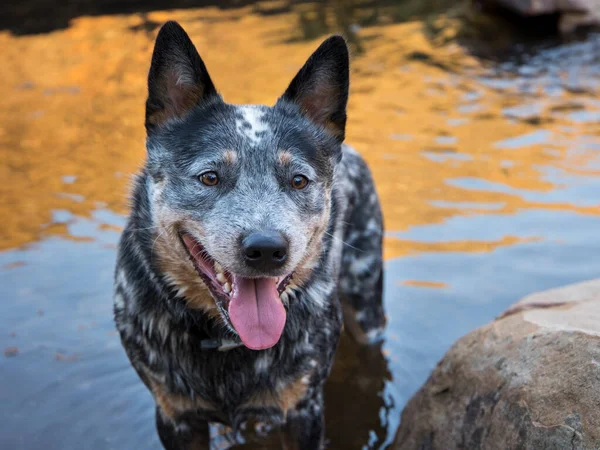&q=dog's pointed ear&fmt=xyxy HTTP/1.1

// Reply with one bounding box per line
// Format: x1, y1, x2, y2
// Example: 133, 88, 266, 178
145, 21, 218, 133
278, 36, 349, 142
